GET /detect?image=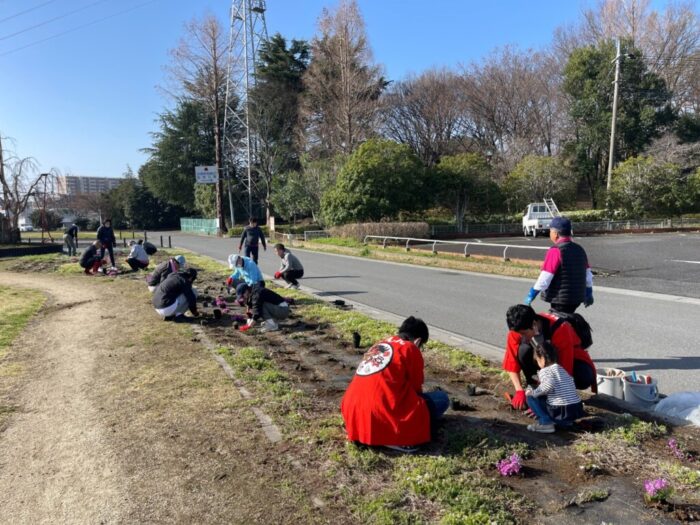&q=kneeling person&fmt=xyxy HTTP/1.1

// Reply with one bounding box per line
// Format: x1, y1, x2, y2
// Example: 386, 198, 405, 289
274, 243, 304, 289
526, 341, 585, 433
147, 255, 185, 292
79, 240, 103, 275
152, 269, 199, 321
236, 283, 289, 332
126, 240, 149, 272
504, 304, 596, 410
341, 316, 449, 453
